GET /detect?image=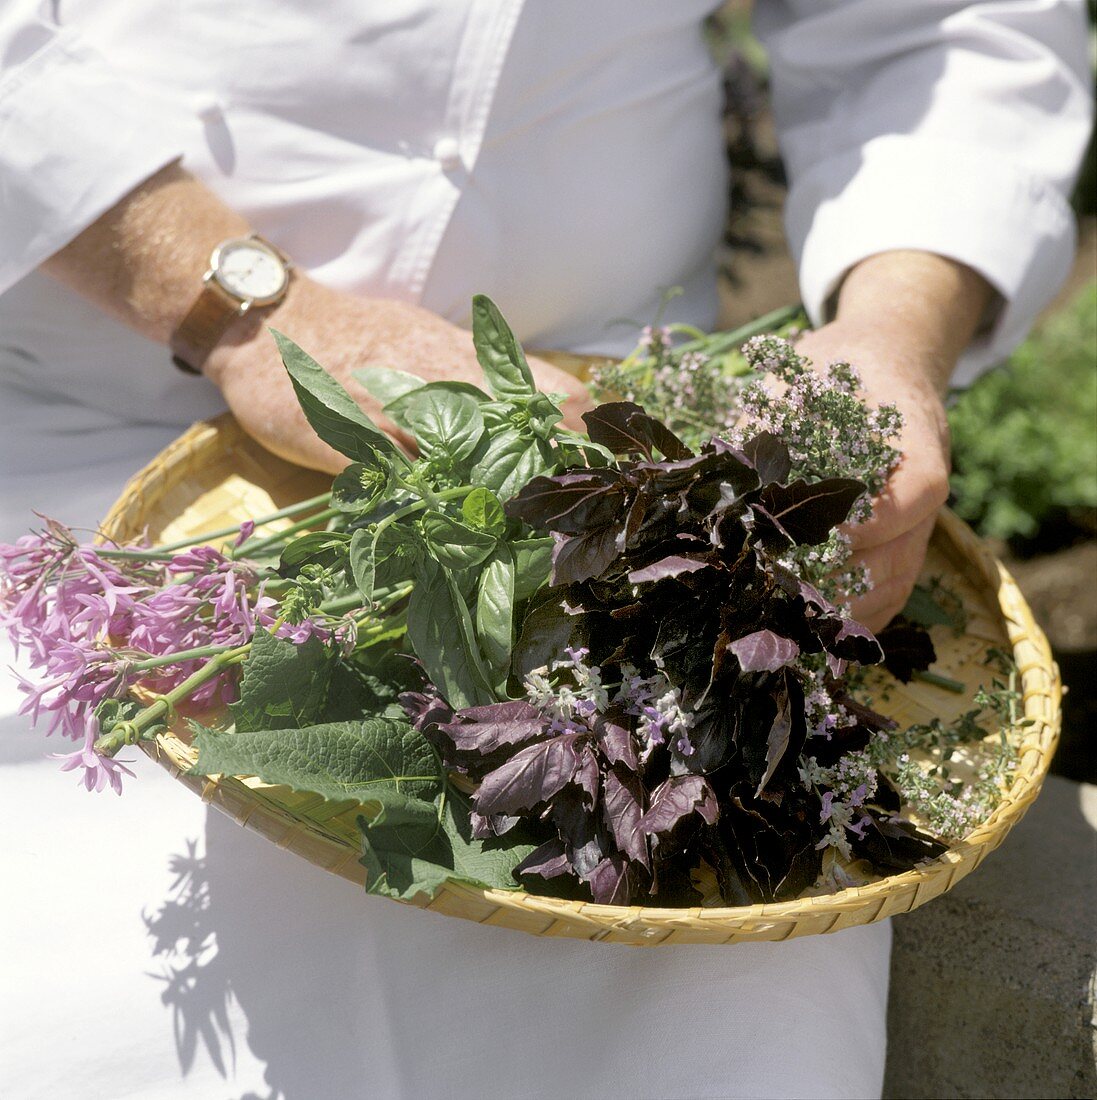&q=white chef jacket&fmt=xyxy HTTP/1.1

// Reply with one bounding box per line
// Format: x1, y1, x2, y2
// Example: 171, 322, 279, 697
0, 4, 1092, 1099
